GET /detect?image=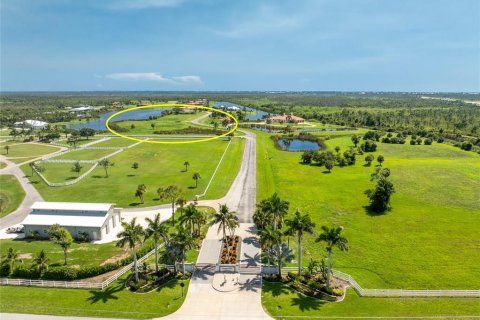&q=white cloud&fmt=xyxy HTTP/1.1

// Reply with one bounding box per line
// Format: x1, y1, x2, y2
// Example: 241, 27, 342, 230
104, 0, 187, 10
103, 72, 202, 85
172, 75, 203, 84
105, 72, 173, 82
